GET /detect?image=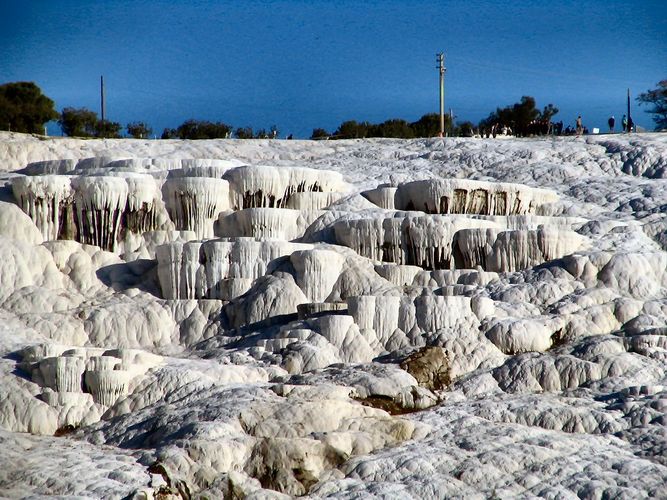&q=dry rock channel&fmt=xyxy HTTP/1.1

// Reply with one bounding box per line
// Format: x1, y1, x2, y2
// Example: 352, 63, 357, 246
0, 132, 665, 498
